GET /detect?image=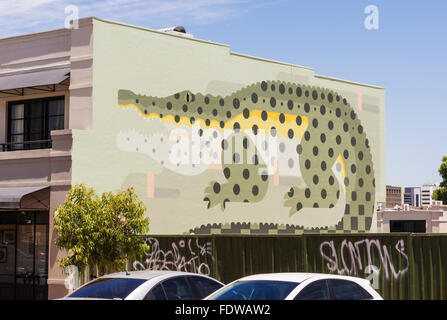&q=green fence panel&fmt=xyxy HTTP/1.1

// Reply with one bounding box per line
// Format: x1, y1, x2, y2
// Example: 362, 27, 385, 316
297, 234, 409, 300
135, 234, 447, 300
410, 234, 447, 300
193, 235, 306, 283
213, 235, 301, 283
271, 236, 305, 274
133, 235, 215, 276
212, 235, 247, 283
